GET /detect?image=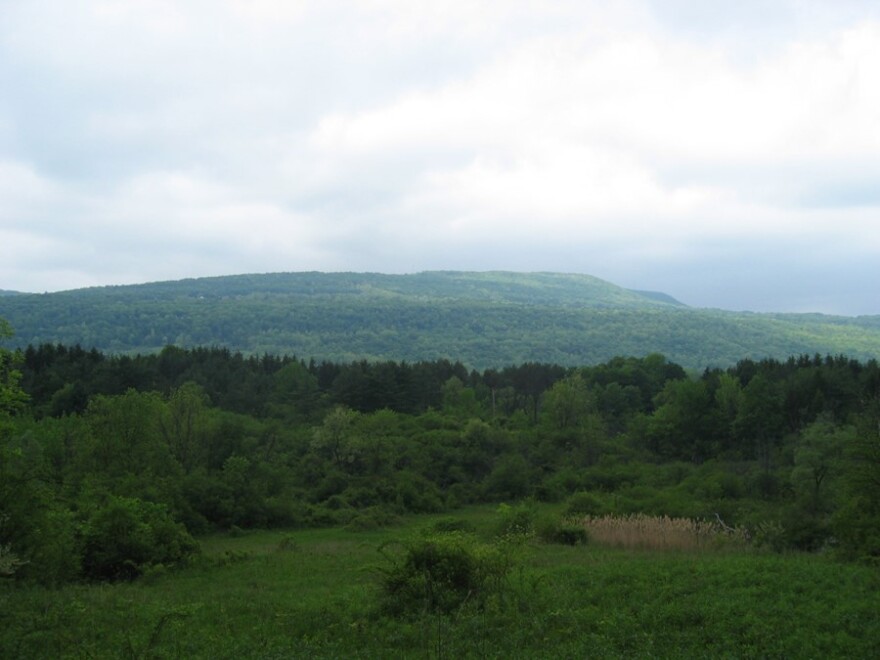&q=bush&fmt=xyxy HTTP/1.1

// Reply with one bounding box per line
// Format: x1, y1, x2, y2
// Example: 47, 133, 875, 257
79, 496, 199, 581
536, 516, 589, 545
833, 498, 880, 562
492, 503, 535, 539
563, 491, 605, 518
276, 535, 298, 552
429, 517, 476, 534
344, 507, 401, 532
378, 532, 512, 616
